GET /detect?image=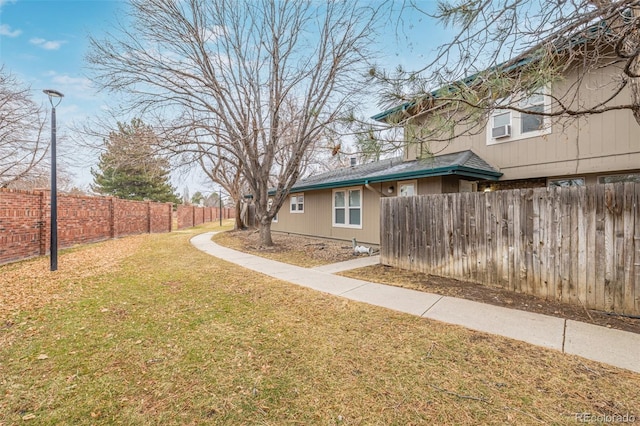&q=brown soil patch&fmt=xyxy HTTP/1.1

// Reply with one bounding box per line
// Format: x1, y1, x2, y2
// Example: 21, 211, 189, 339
216, 229, 640, 335
213, 229, 359, 267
